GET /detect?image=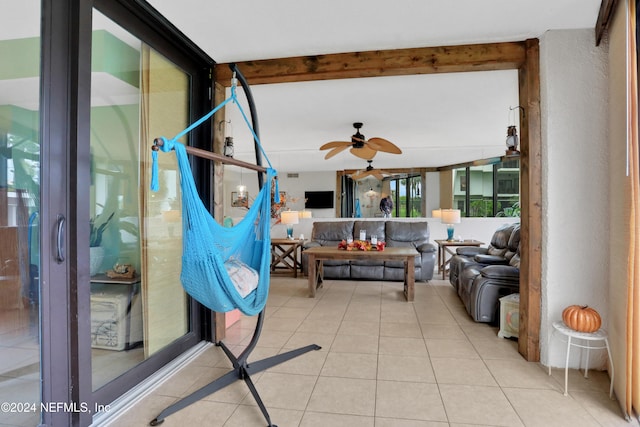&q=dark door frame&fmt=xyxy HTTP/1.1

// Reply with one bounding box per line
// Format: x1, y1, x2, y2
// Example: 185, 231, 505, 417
39, 1, 216, 425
